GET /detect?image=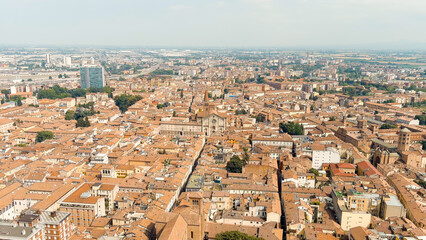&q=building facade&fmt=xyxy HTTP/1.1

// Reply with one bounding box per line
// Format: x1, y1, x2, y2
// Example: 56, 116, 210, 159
80, 66, 105, 89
